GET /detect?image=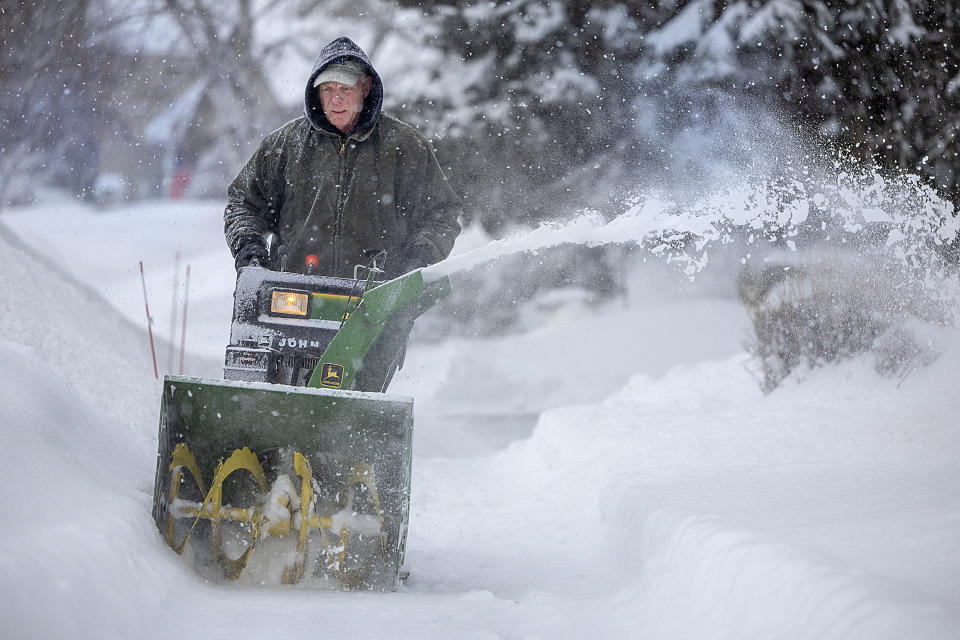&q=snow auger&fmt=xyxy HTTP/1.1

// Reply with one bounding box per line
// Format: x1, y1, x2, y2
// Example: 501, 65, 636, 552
151, 260, 449, 591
